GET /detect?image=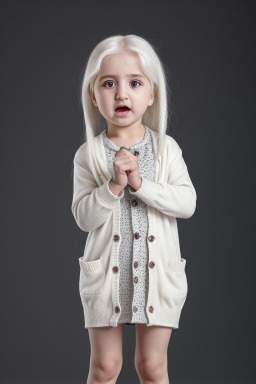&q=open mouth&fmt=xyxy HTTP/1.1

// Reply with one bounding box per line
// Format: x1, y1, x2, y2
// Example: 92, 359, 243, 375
114, 106, 131, 117
115, 106, 131, 112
